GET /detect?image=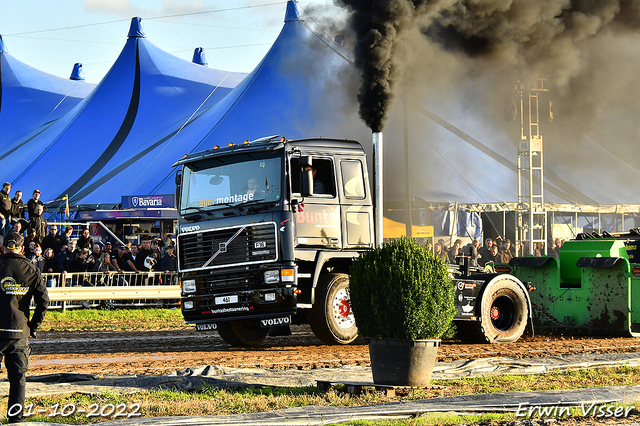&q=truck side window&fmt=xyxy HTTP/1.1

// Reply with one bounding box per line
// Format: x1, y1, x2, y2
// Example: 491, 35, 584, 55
291, 158, 335, 197
341, 160, 365, 199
